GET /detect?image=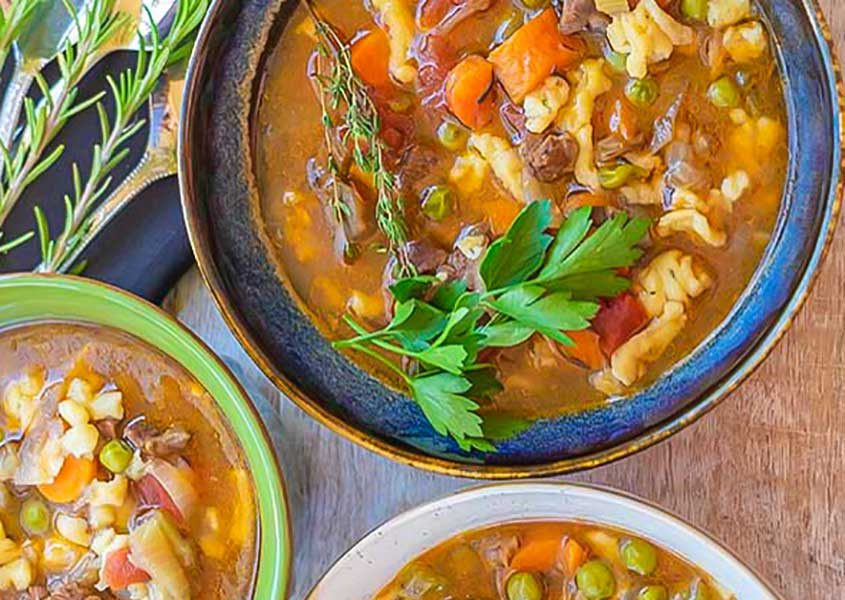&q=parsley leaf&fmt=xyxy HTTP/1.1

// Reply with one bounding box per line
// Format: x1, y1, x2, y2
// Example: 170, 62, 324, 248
387, 300, 447, 351
488, 286, 599, 345
480, 200, 554, 290
415, 345, 469, 375
541, 211, 650, 281
409, 373, 485, 451
482, 321, 535, 348
390, 275, 439, 302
